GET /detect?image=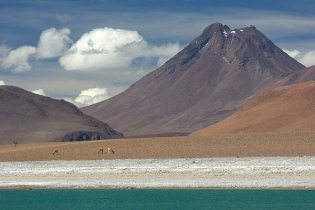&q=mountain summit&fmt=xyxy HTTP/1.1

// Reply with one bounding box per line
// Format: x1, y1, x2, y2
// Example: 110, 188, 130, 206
82, 23, 304, 136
